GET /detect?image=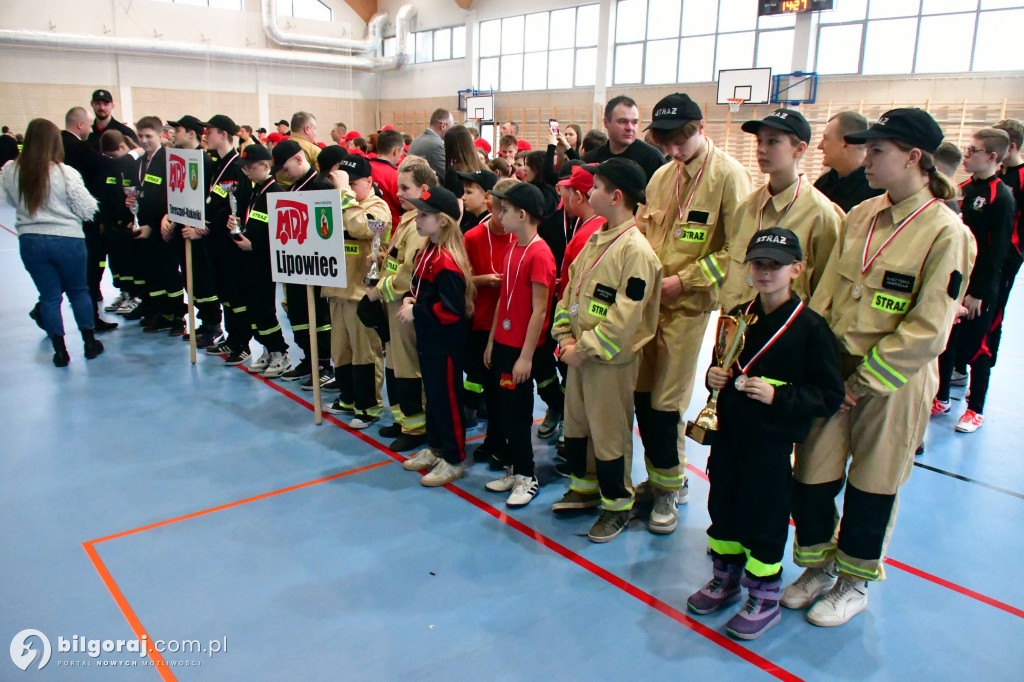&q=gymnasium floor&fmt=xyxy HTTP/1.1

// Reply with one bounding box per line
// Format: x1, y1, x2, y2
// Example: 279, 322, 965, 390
2, 199, 1023, 681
